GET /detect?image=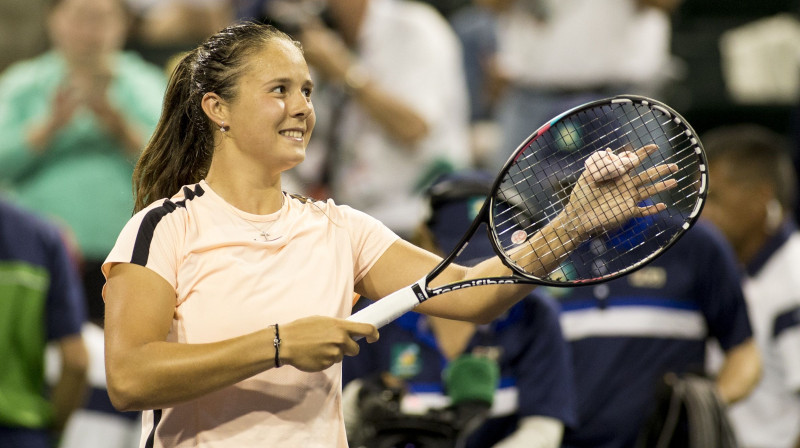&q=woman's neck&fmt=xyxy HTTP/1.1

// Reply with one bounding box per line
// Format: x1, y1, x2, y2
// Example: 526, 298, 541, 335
204, 170, 284, 215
